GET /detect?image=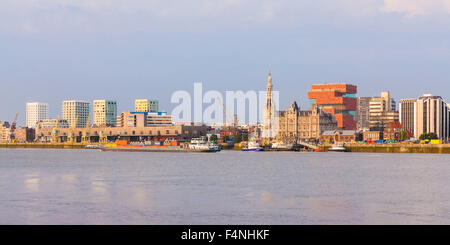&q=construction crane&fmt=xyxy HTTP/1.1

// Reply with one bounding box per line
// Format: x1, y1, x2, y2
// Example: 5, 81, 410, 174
8, 113, 18, 143
216, 97, 238, 127
52, 116, 61, 143
216, 96, 227, 127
